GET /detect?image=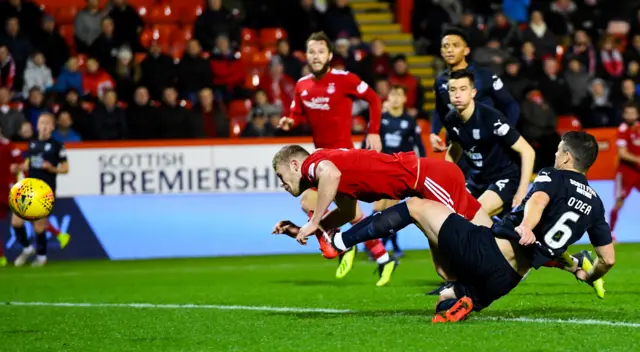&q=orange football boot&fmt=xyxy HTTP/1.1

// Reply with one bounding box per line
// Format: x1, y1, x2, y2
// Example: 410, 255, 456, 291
432, 296, 474, 323
316, 230, 340, 259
